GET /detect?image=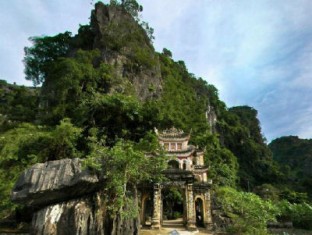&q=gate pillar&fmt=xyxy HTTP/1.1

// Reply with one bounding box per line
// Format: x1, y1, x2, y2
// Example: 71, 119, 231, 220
151, 184, 161, 229
204, 190, 213, 230
186, 184, 196, 230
